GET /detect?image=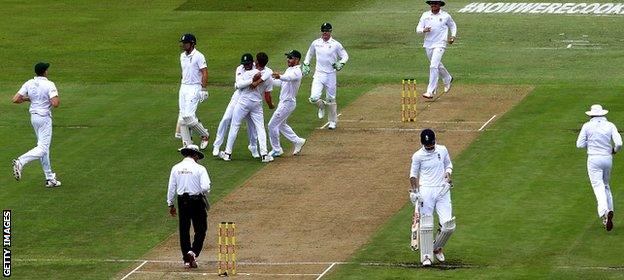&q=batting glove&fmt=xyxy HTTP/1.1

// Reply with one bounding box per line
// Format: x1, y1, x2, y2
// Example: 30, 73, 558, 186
332, 62, 345, 71
199, 90, 209, 103
409, 191, 421, 205
301, 63, 311, 76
